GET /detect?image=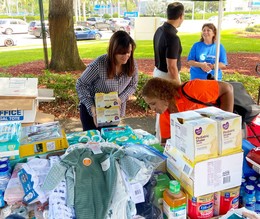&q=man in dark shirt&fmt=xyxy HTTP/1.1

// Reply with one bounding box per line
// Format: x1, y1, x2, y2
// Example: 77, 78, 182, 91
153, 2, 184, 83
